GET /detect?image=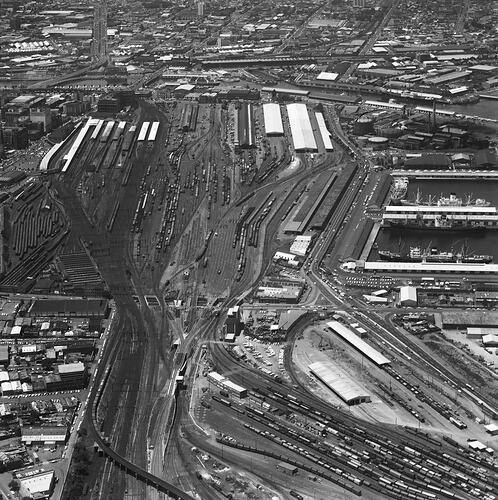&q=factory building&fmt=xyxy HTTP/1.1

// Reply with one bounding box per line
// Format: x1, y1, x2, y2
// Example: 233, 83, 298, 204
286, 103, 317, 152
262, 103, 284, 135
399, 286, 417, 307
309, 361, 371, 405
